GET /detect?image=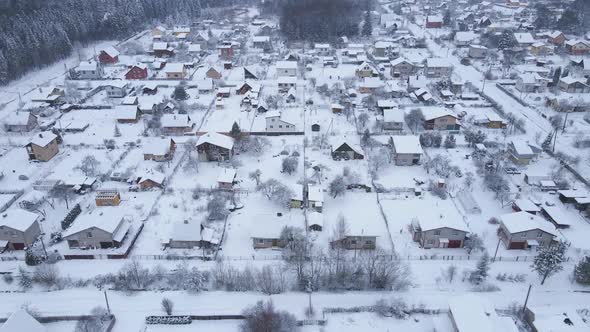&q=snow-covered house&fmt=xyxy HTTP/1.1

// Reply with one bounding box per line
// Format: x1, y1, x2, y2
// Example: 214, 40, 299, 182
468, 45, 488, 58
0, 209, 42, 251
454, 31, 478, 47
152, 42, 174, 57
98, 46, 120, 64
278, 76, 297, 92
529, 42, 554, 56
265, 111, 297, 133
103, 82, 129, 98
411, 213, 469, 249
308, 211, 323, 232
512, 198, 541, 215
425, 15, 443, 28
125, 64, 148, 80
0, 309, 46, 332
382, 108, 404, 131
314, 43, 331, 56
425, 58, 453, 78
498, 212, 556, 250
355, 61, 378, 78
422, 109, 460, 131
515, 73, 549, 93
558, 77, 590, 93
251, 213, 300, 249
541, 206, 572, 229
330, 233, 377, 250
307, 184, 324, 213
331, 140, 364, 160
389, 57, 415, 78
217, 168, 237, 190
252, 36, 271, 50
74, 60, 103, 79
275, 61, 297, 77
507, 140, 536, 165
196, 132, 234, 162
138, 171, 166, 190
63, 208, 131, 249
169, 219, 221, 249
26, 132, 59, 162
565, 40, 590, 55
3, 112, 38, 132
116, 105, 141, 123
513, 32, 535, 46
143, 138, 176, 162
448, 295, 519, 332
164, 63, 187, 80
391, 135, 423, 166
524, 306, 590, 332
206, 66, 222, 79
160, 114, 194, 135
